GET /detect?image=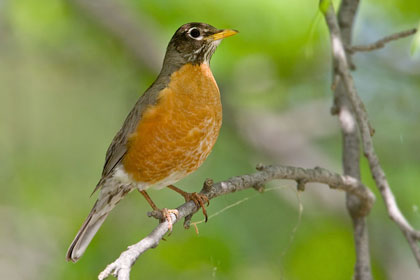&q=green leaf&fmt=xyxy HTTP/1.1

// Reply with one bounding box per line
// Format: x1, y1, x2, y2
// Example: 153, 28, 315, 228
319, 0, 332, 14
410, 23, 420, 56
